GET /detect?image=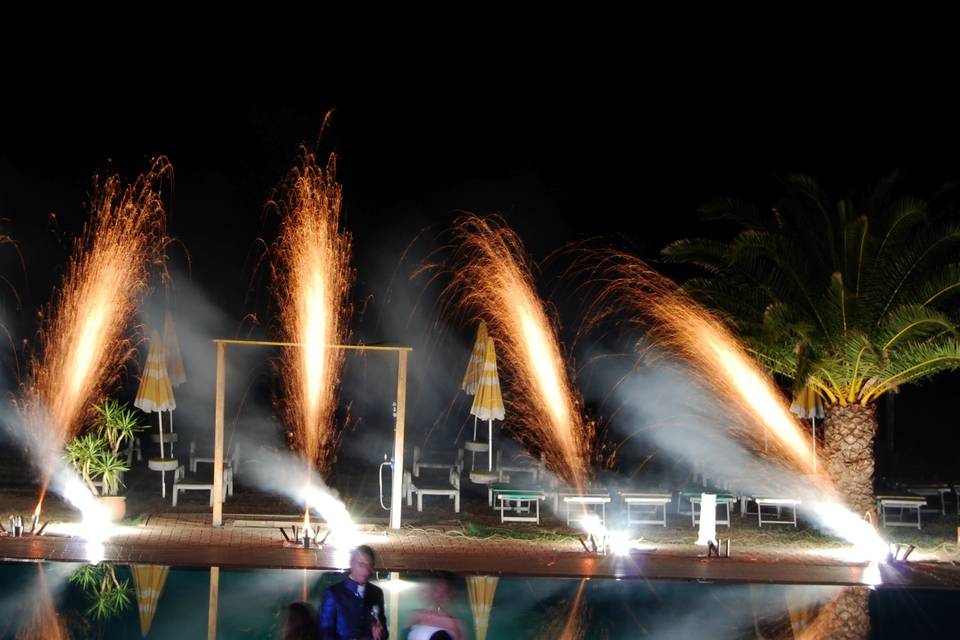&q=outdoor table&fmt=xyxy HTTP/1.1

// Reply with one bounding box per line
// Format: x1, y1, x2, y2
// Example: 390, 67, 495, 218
877, 495, 927, 530
561, 493, 612, 527
620, 492, 672, 527
899, 484, 951, 515
679, 489, 730, 515
753, 497, 801, 527
688, 493, 737, 527
492, 487, 545, 524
